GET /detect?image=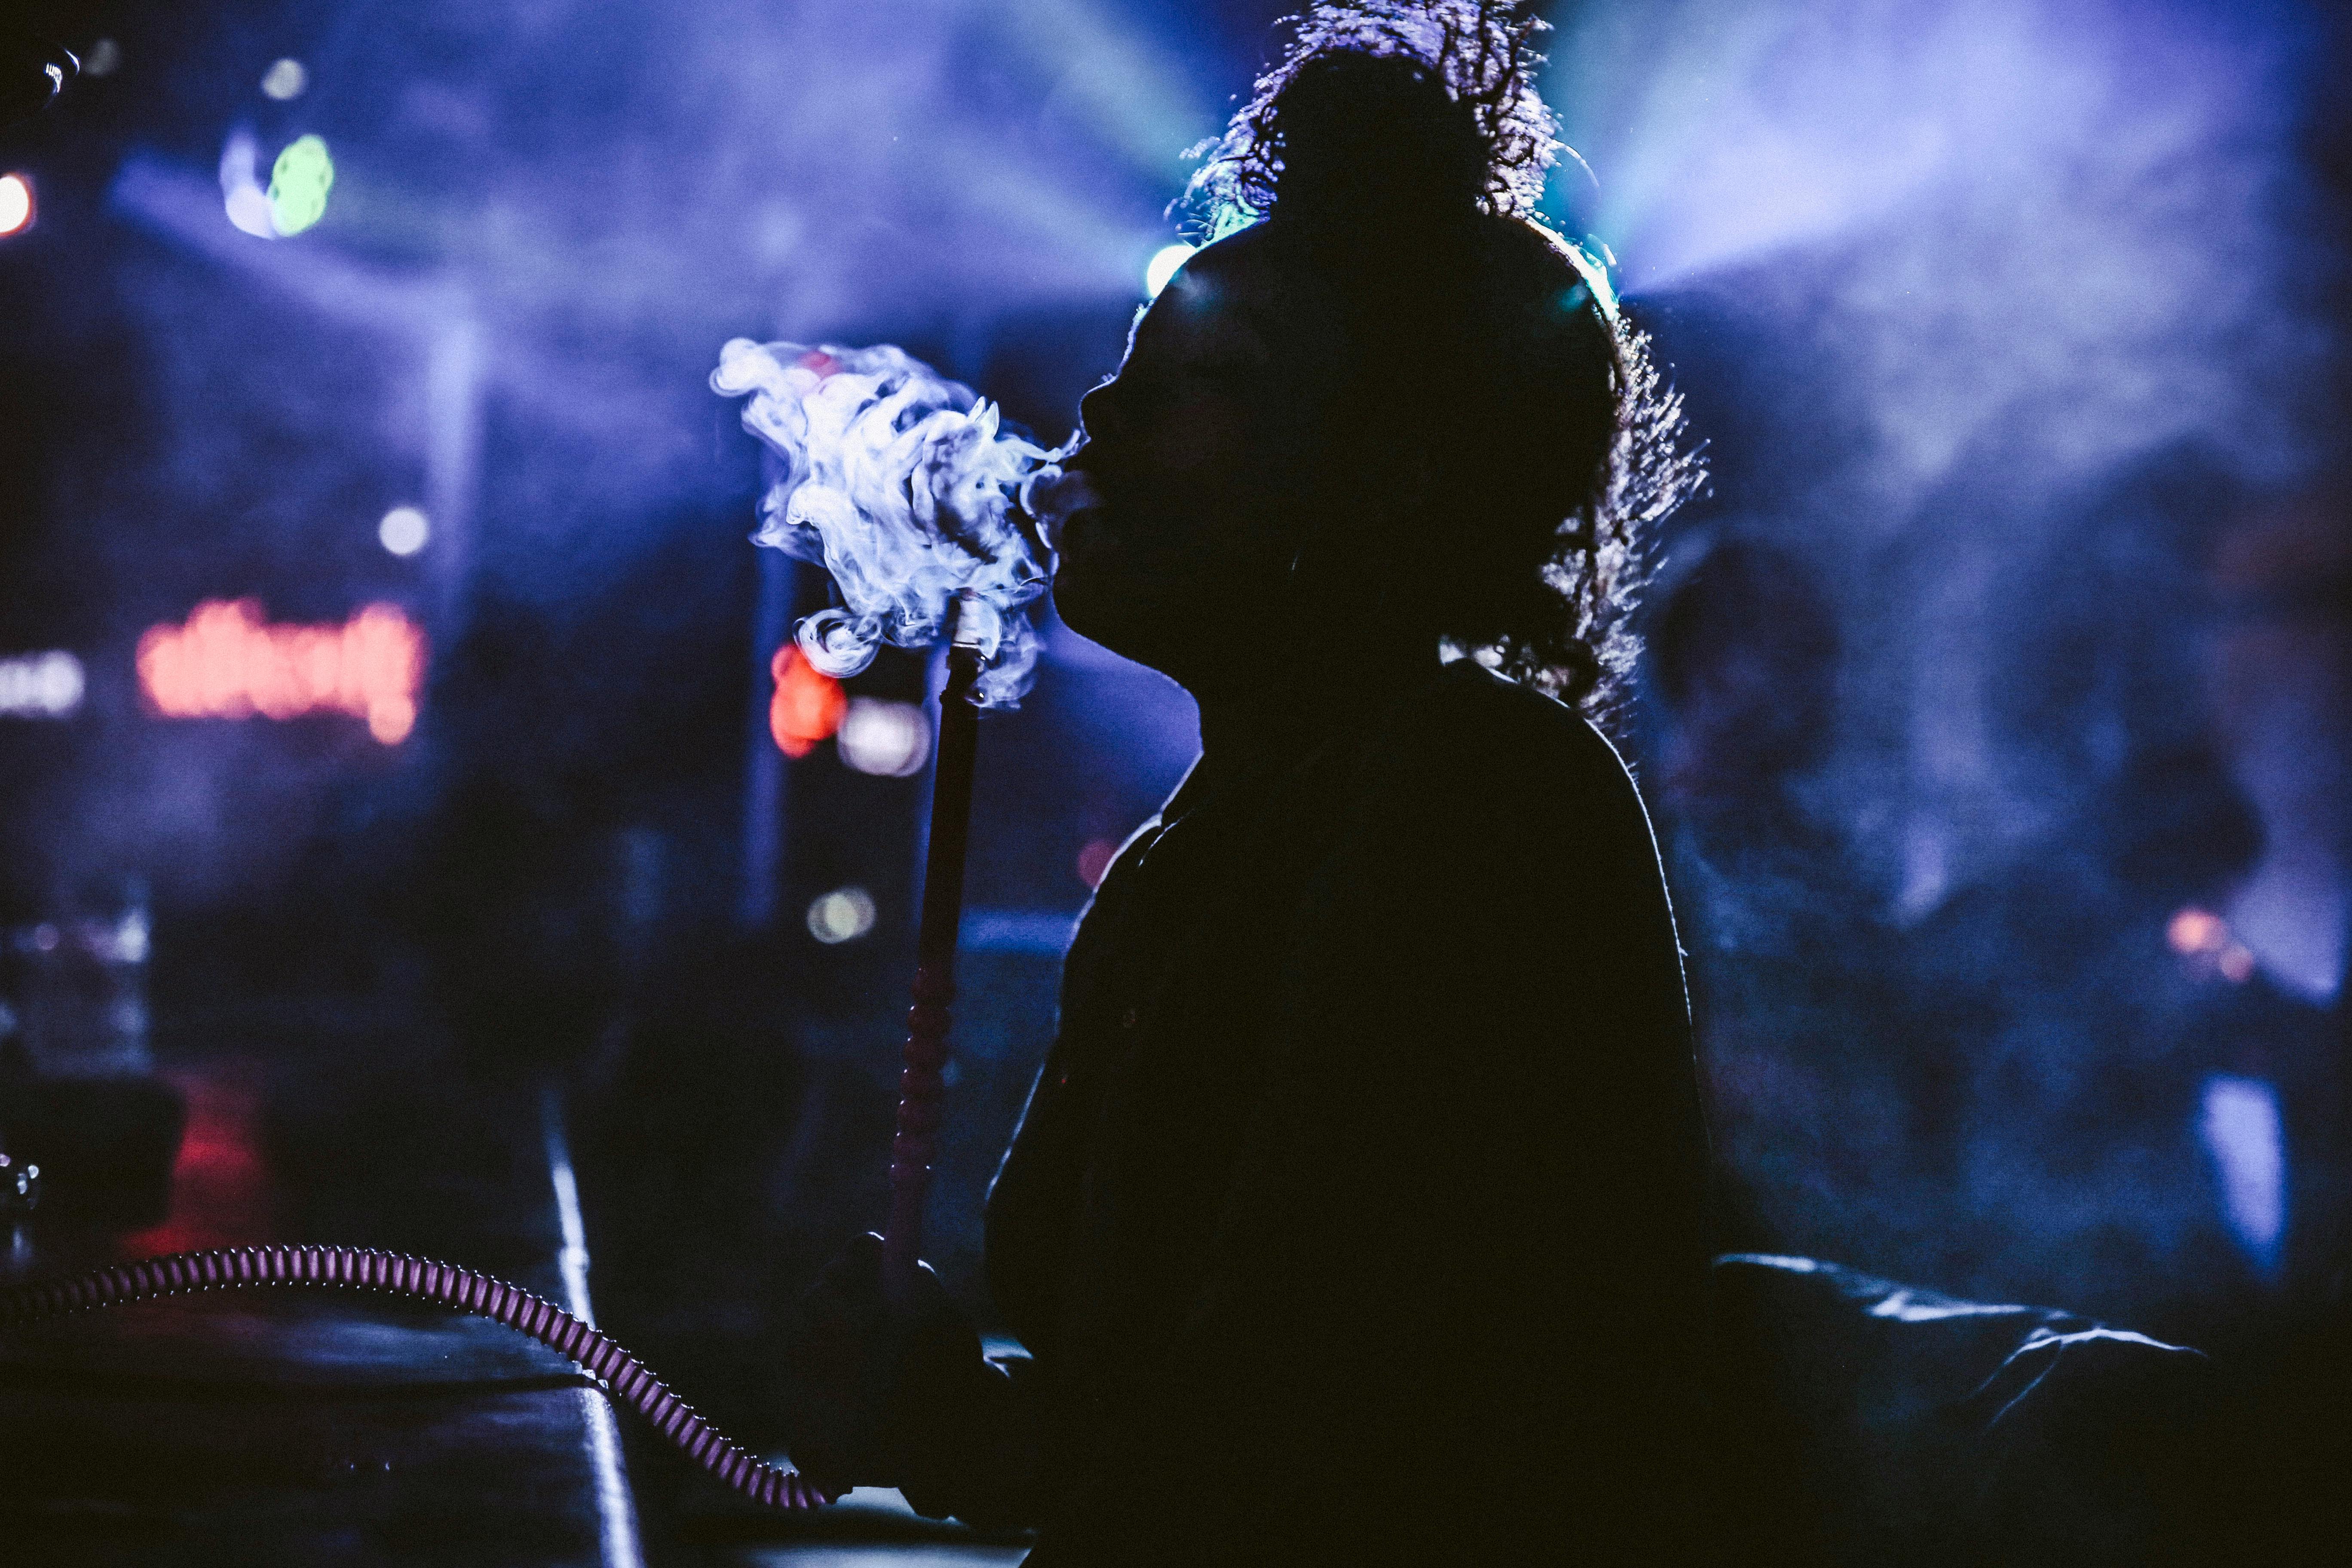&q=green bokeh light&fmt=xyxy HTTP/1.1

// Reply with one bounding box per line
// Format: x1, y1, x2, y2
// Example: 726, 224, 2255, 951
267, 135, 334, 236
